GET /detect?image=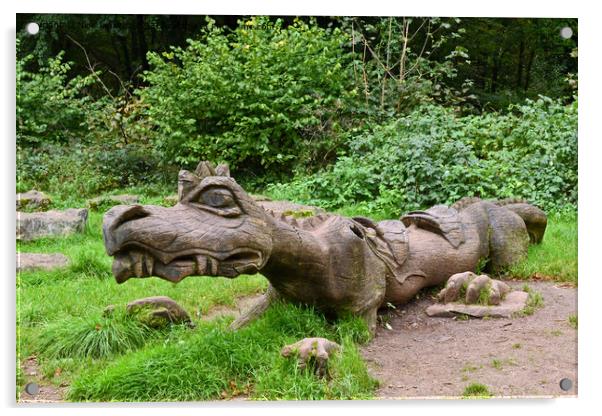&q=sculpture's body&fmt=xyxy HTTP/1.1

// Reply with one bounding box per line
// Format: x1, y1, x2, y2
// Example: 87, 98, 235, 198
103, 161, 547, 335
